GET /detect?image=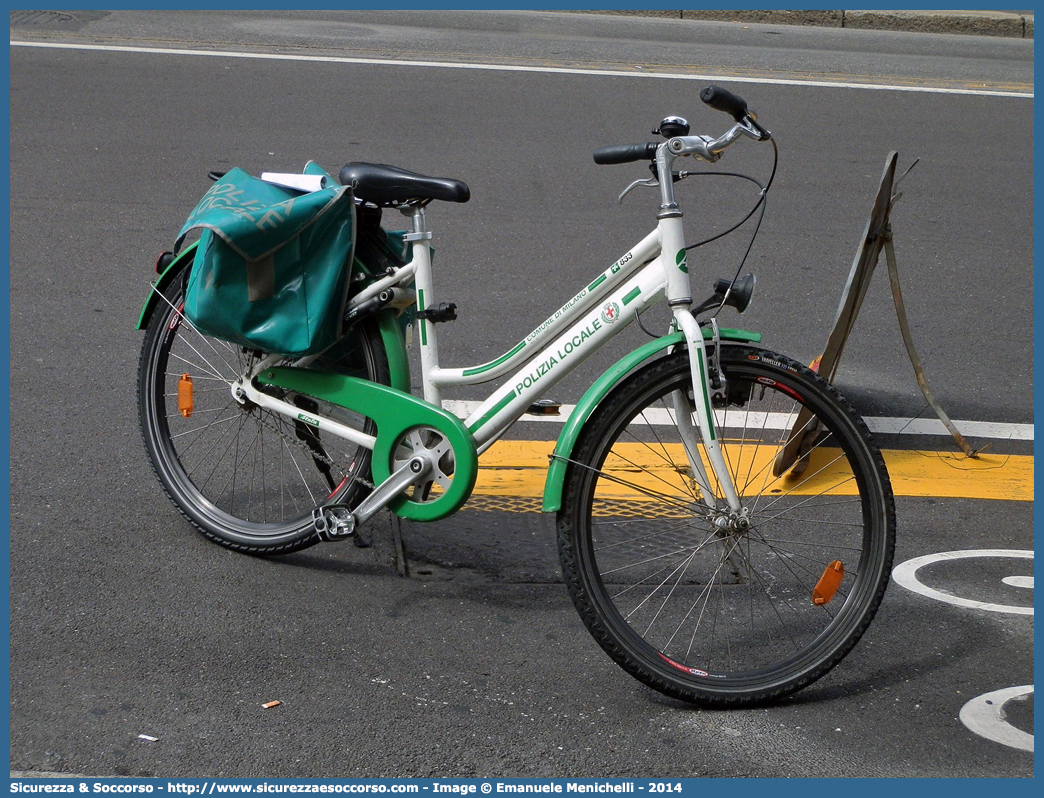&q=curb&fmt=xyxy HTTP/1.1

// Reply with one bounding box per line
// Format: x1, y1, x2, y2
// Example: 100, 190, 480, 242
562, 9, 1034, 38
